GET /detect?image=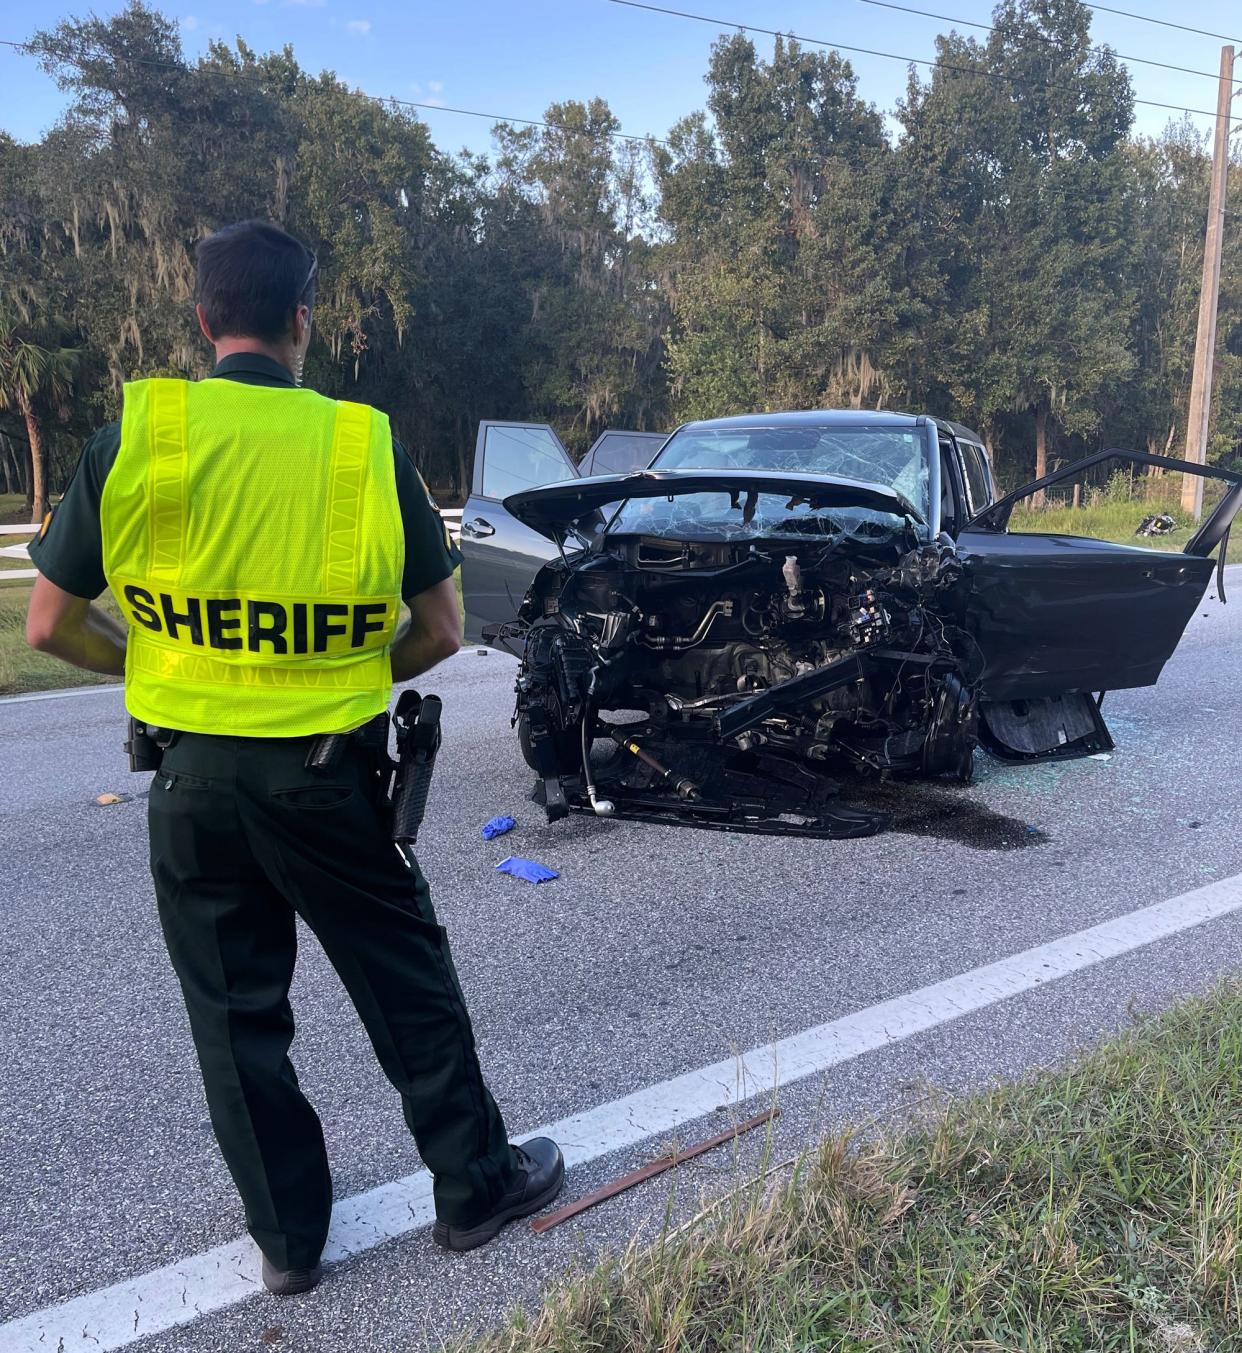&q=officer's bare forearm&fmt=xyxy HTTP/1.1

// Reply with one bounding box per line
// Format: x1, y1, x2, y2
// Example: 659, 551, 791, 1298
26, 579, 127, 675
33, 603, 127, 675
390, 627, 459, 682
389, 578, 461, 682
